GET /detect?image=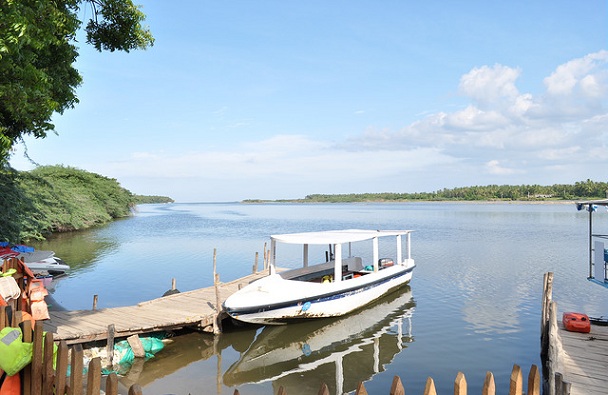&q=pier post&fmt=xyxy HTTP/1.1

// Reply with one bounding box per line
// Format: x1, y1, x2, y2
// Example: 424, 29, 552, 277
253, 251, 259, 273
213, 248, 222, 334
106, 324, 115, 369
